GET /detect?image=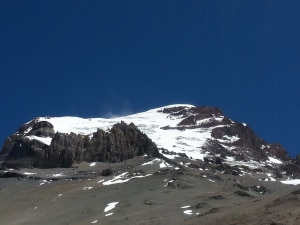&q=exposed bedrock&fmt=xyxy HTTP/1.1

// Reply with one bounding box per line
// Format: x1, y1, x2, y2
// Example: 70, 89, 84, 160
1, 121, 159, 168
